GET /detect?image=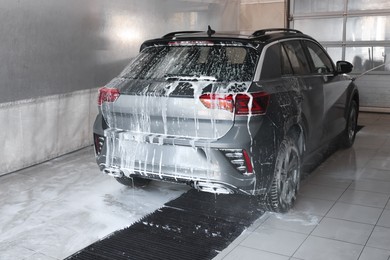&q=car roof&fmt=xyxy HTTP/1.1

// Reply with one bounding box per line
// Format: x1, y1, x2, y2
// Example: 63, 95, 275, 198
140, 28, 316, 50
